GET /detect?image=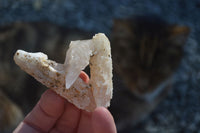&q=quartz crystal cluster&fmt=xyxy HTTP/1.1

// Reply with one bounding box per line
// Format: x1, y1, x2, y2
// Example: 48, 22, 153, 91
14, 33, 113, 112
